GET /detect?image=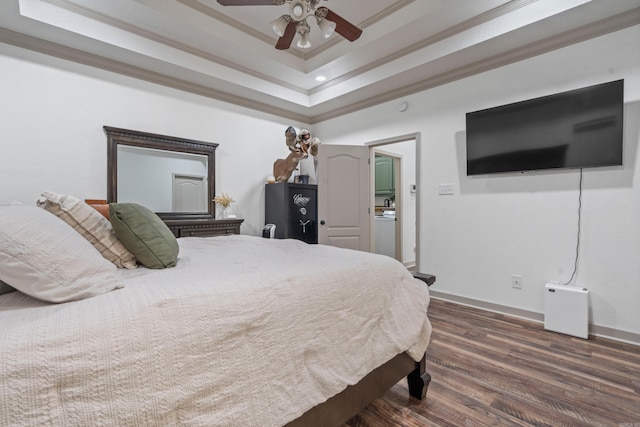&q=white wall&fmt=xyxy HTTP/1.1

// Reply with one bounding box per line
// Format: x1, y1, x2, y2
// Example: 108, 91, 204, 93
315, 25, 640, 340
0, 43, 305, 236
